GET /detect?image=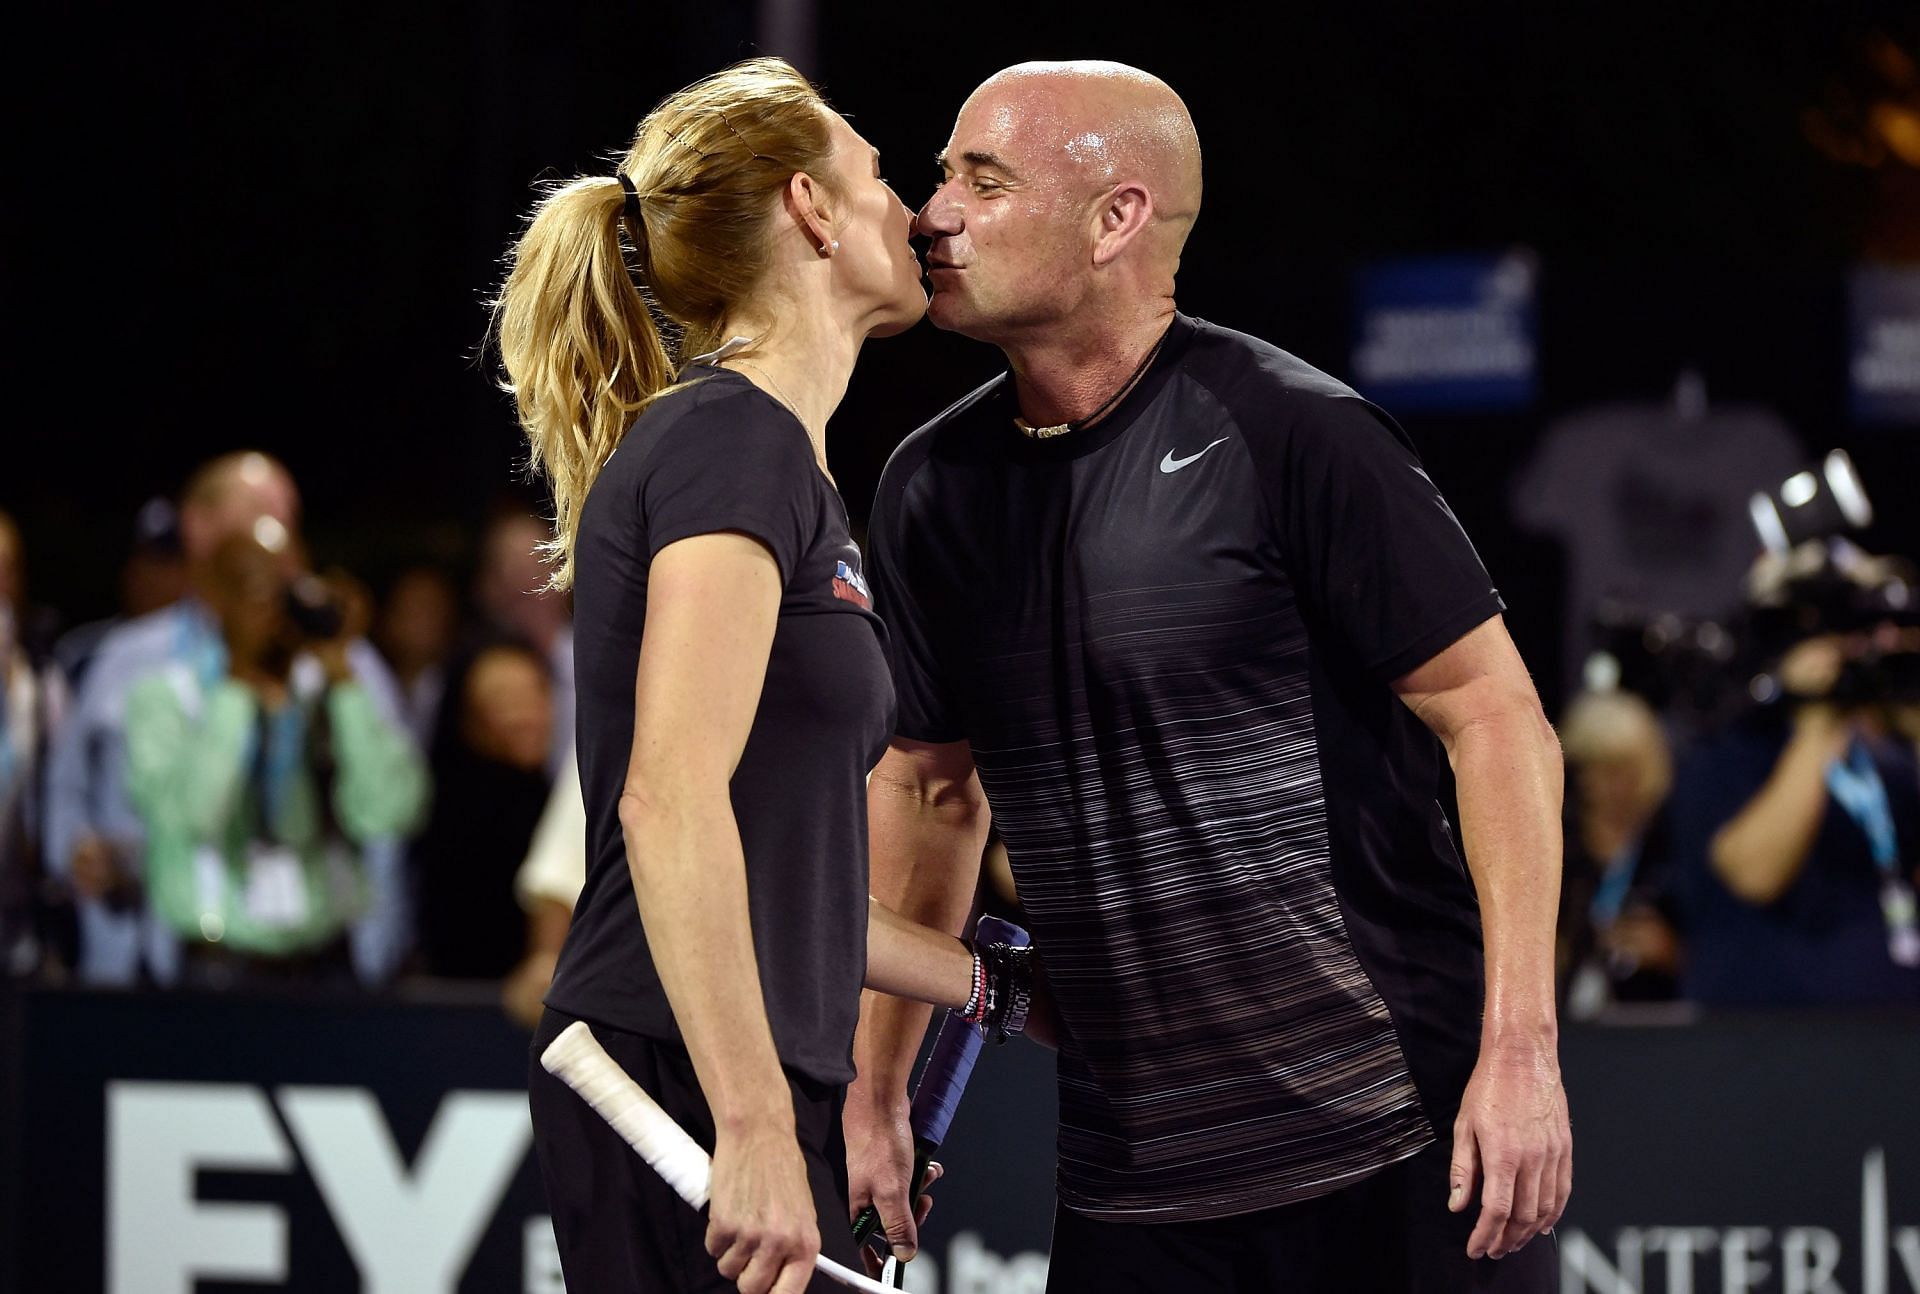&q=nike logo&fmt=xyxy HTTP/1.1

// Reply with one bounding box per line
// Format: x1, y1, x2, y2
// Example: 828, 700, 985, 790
1159, 437, 1231, 474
